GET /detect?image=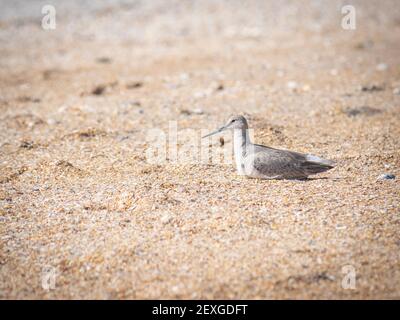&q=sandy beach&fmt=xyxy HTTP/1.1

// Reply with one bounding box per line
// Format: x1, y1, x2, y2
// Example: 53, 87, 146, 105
0, 0, 399, 299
